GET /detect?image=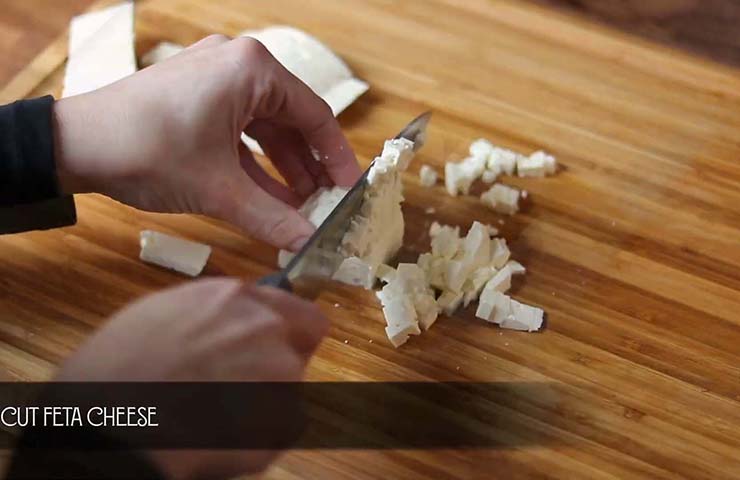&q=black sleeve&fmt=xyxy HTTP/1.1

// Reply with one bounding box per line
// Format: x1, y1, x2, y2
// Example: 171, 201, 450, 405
0, 96, 76, 234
